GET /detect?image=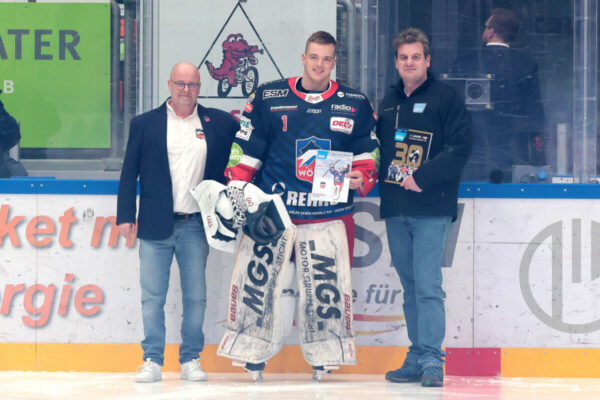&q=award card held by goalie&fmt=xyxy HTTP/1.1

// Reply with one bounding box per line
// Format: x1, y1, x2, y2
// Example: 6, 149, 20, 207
311, 150, 353, 203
